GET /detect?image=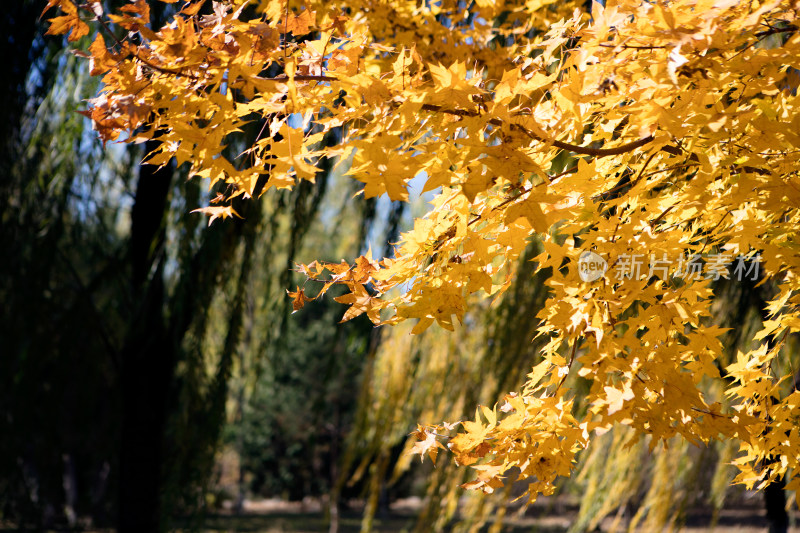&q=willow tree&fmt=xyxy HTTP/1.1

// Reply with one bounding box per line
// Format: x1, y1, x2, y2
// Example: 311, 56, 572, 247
45, 0, 800, 513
